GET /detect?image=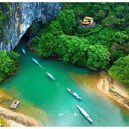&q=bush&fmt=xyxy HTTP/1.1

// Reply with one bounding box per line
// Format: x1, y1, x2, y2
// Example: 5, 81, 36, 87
113, 31, 129, 45
102, 15, 120, 28
7, 51, 20, 63
0, 51, 19, 81
38, 32, 90, 66
108, 55, 129, 85
0, 51, 15, 75
86, 44, 111, 71
57, 9, 77, 35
